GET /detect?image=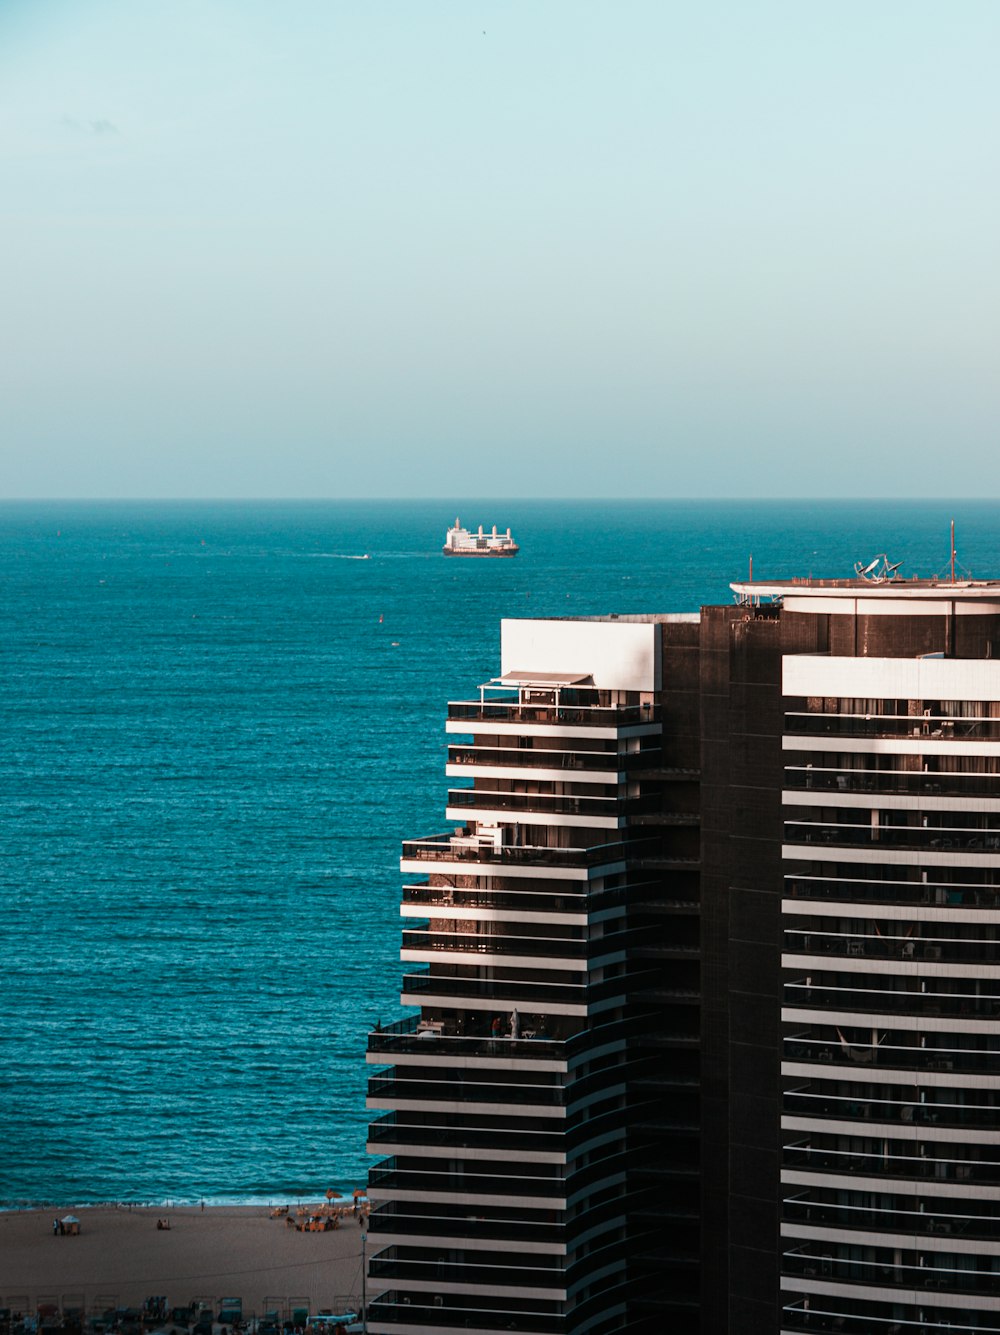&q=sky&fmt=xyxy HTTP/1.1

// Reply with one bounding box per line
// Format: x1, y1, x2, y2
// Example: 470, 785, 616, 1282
3, 0, 1000, 499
